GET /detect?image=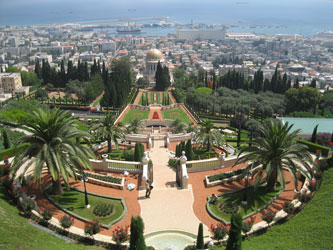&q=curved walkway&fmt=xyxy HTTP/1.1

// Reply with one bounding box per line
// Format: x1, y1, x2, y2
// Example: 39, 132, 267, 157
139, 139, 210, 236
